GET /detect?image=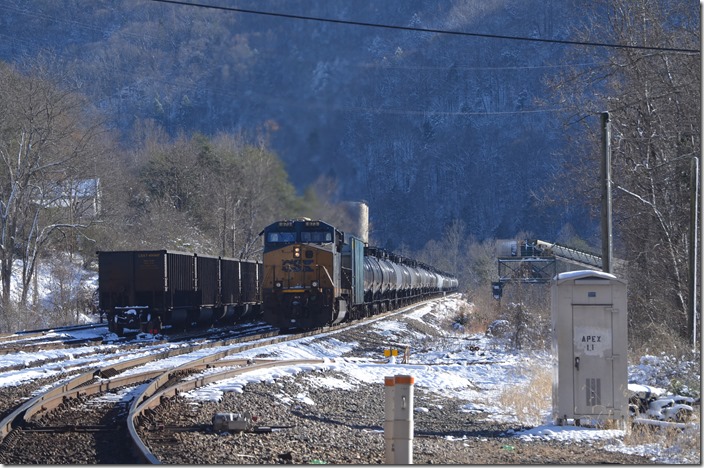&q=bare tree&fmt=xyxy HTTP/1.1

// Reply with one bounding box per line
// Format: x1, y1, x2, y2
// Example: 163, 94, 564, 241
546, 0, 698, 345
232, 138, 298, 260
0, 62, 107, 329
